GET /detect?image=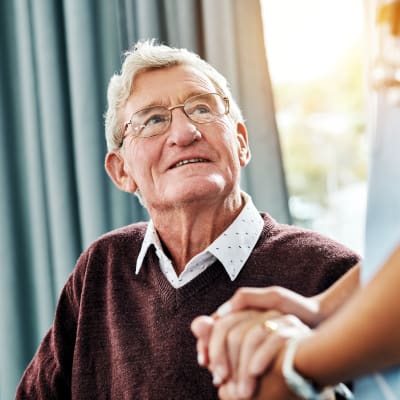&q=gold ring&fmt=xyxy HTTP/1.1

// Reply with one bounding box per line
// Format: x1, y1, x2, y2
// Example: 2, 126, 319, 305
263, 320, 278, 333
